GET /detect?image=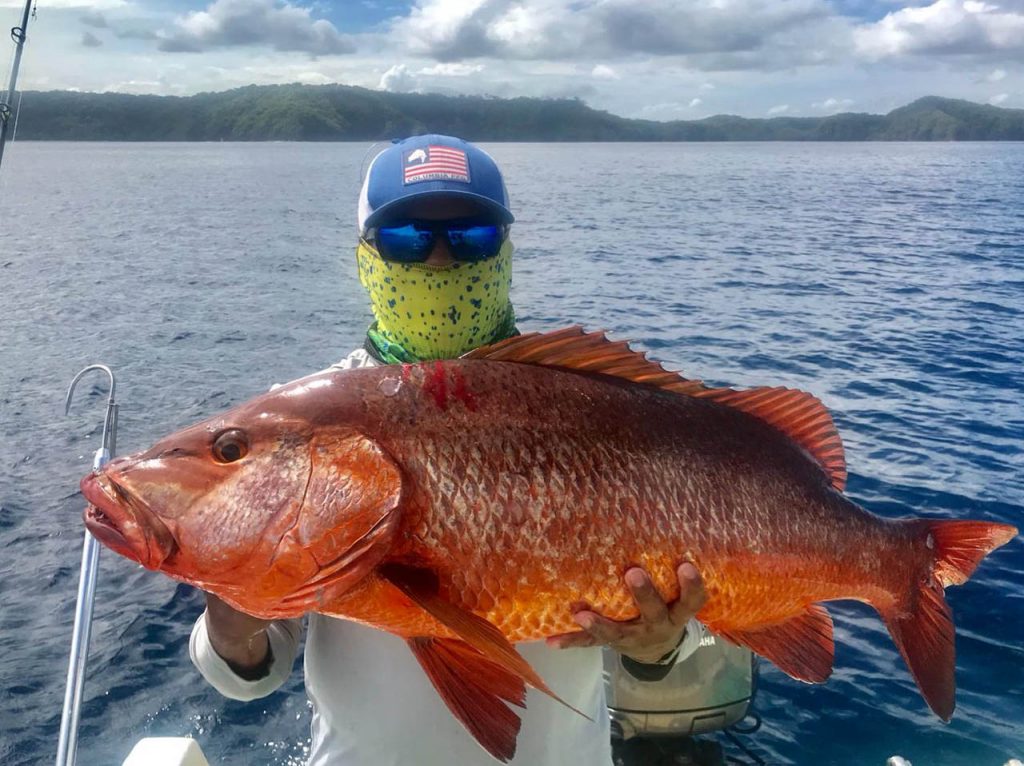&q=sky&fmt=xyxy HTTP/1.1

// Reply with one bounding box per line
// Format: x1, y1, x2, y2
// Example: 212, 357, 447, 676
2, 0, 1022, 119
